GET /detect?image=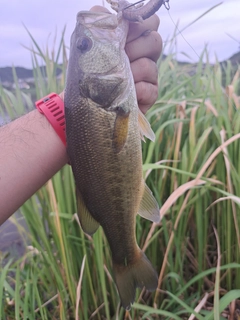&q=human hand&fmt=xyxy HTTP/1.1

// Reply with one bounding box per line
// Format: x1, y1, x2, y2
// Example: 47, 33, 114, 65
90, 5, 162, 114
126, 16, 162, 113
